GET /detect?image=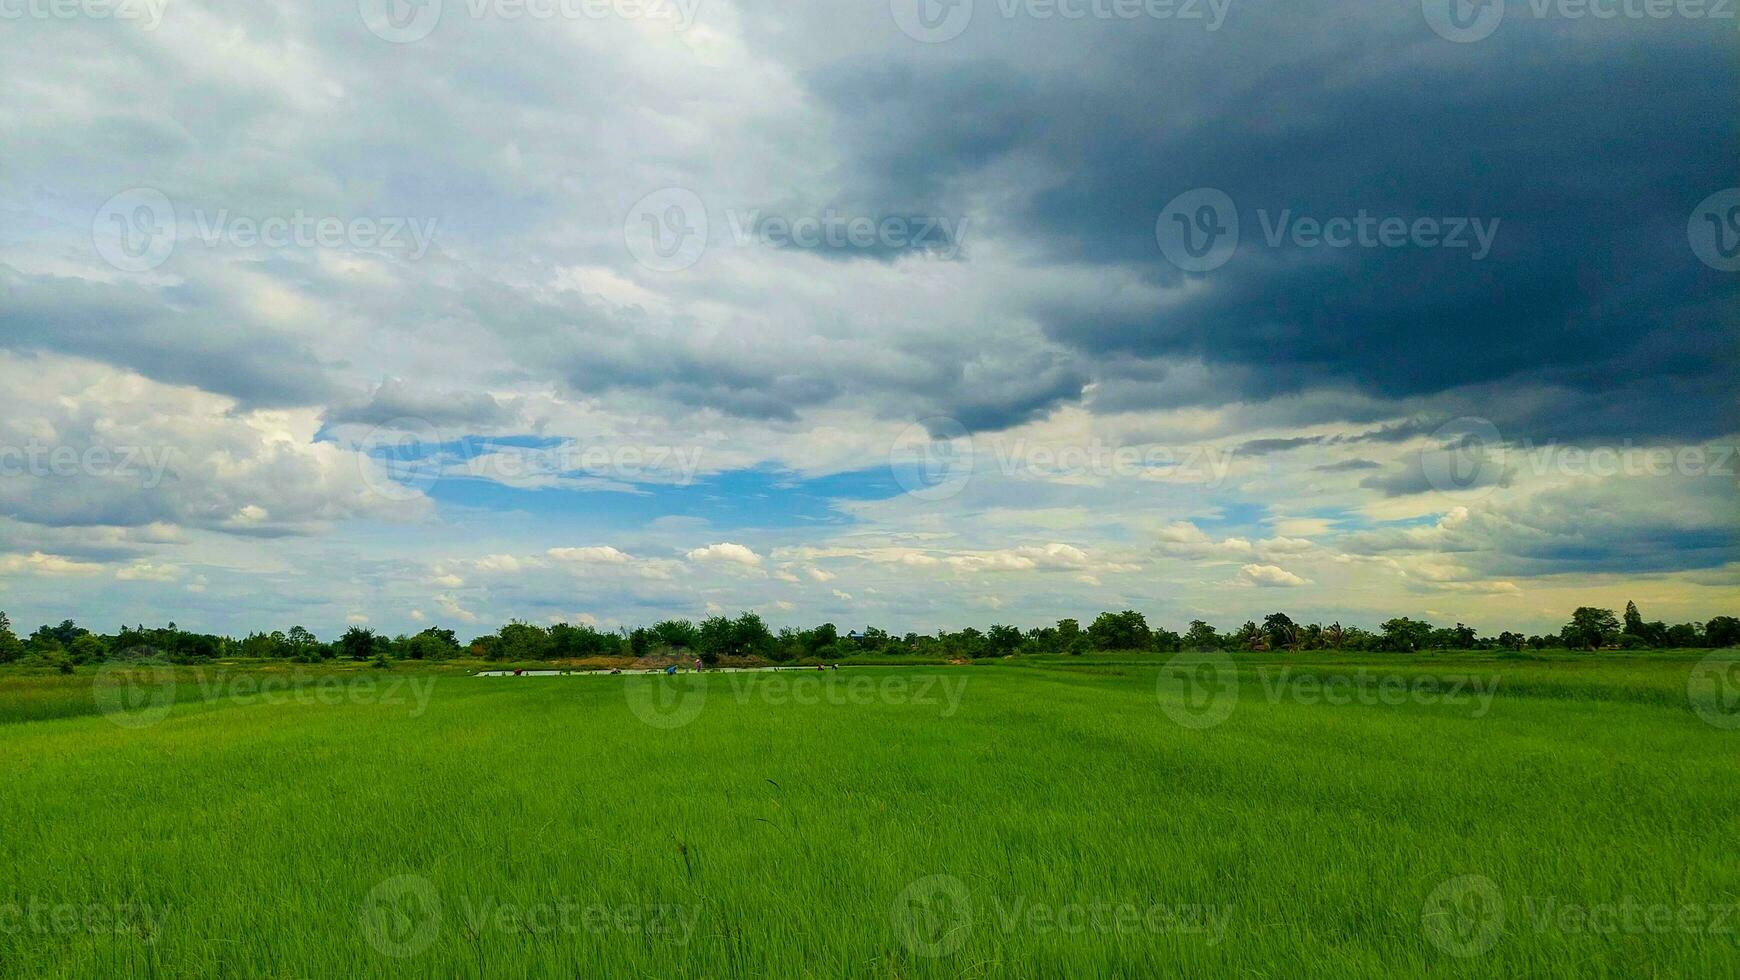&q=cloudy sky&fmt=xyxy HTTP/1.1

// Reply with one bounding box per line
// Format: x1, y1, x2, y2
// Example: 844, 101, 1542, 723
0, 0, 1734, 638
